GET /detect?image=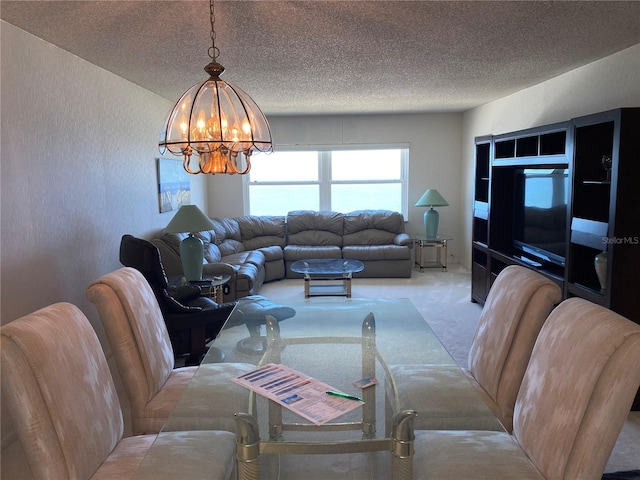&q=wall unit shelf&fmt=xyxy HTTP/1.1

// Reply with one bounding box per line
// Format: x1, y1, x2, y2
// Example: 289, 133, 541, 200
472, 108, 640, 409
